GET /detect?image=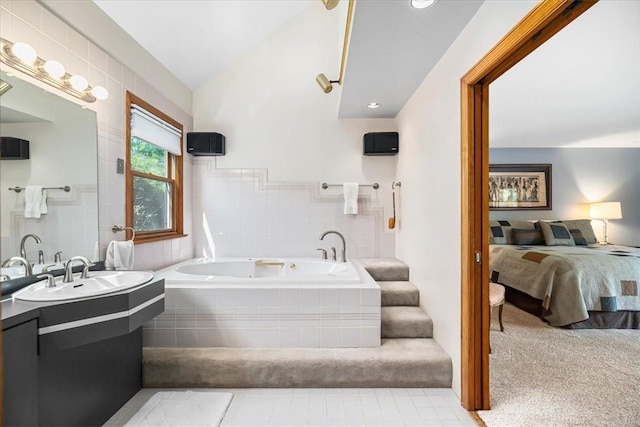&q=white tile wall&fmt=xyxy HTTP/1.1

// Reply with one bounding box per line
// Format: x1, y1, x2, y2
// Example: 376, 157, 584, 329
3, 187, 98, 263
193, 162, 395, 260
0, 0, 194, 271
145, 285, 381, 348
